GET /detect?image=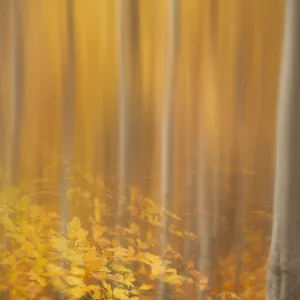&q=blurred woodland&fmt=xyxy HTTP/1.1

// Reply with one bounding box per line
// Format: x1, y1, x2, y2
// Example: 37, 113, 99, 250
0, 0, 284, 299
